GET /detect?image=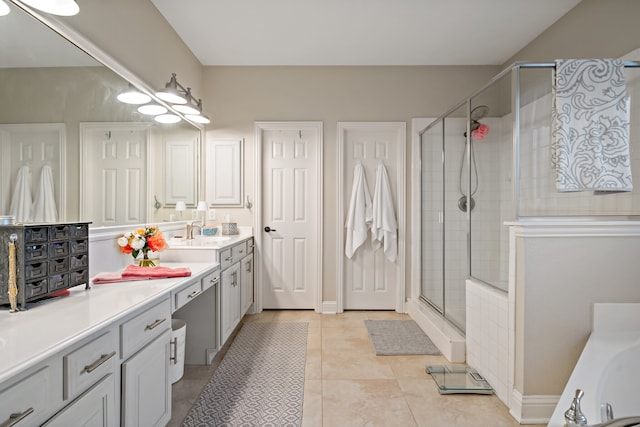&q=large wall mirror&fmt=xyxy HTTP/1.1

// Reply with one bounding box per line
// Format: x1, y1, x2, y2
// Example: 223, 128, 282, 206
0, 1, 201, 227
